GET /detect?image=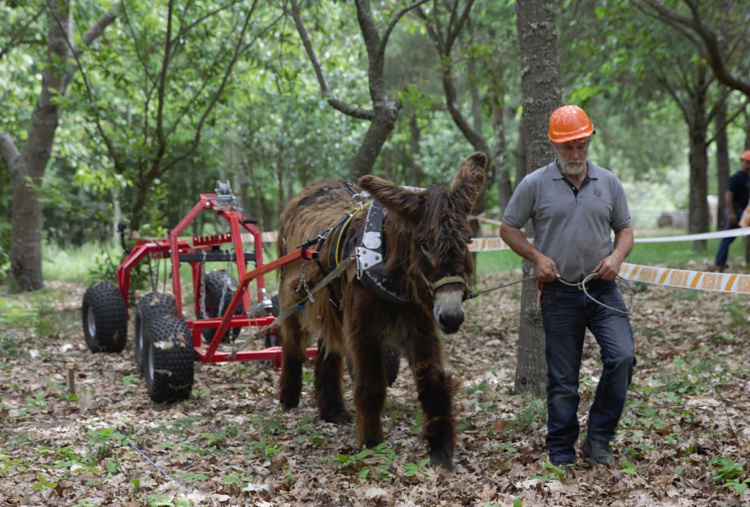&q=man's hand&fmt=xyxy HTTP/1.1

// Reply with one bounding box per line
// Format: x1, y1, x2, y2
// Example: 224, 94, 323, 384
729, 211, 738, 225
533, 252, 560, 282
593, 252, 624, 281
